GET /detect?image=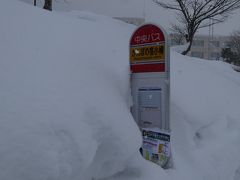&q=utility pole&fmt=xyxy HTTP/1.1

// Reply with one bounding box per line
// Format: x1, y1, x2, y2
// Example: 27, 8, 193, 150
143, 0, 146, 21
208, 18, 214, 59
208, 19, 211, 59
